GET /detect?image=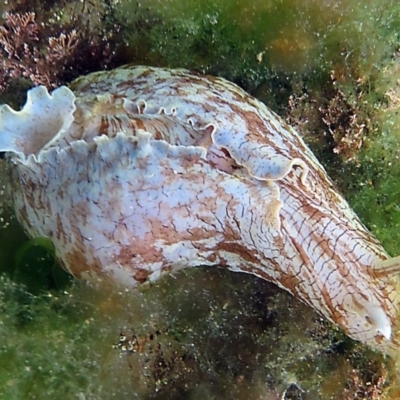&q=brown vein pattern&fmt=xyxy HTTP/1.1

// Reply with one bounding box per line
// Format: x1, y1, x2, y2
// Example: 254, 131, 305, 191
1, 66, 399, 354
